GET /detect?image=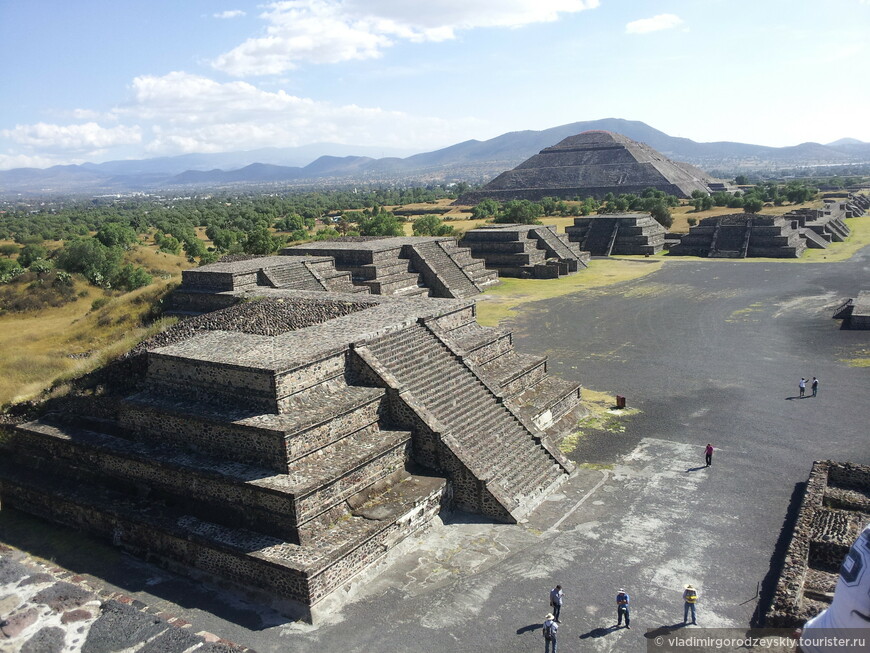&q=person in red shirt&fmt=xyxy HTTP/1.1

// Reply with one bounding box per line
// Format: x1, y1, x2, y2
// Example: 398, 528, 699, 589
705, 443, 714, 467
